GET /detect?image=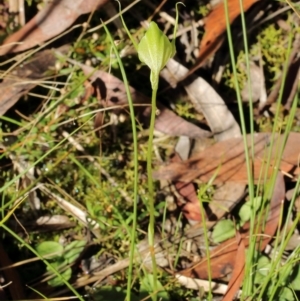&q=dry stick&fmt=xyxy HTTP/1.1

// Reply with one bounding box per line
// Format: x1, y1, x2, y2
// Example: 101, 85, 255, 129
257, 1, 300, 25
163, 1, 297, 85
50, 214, 222, 297
143, 0, 204, 39
44, 188, 209, 295
176, 274, 242, 297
